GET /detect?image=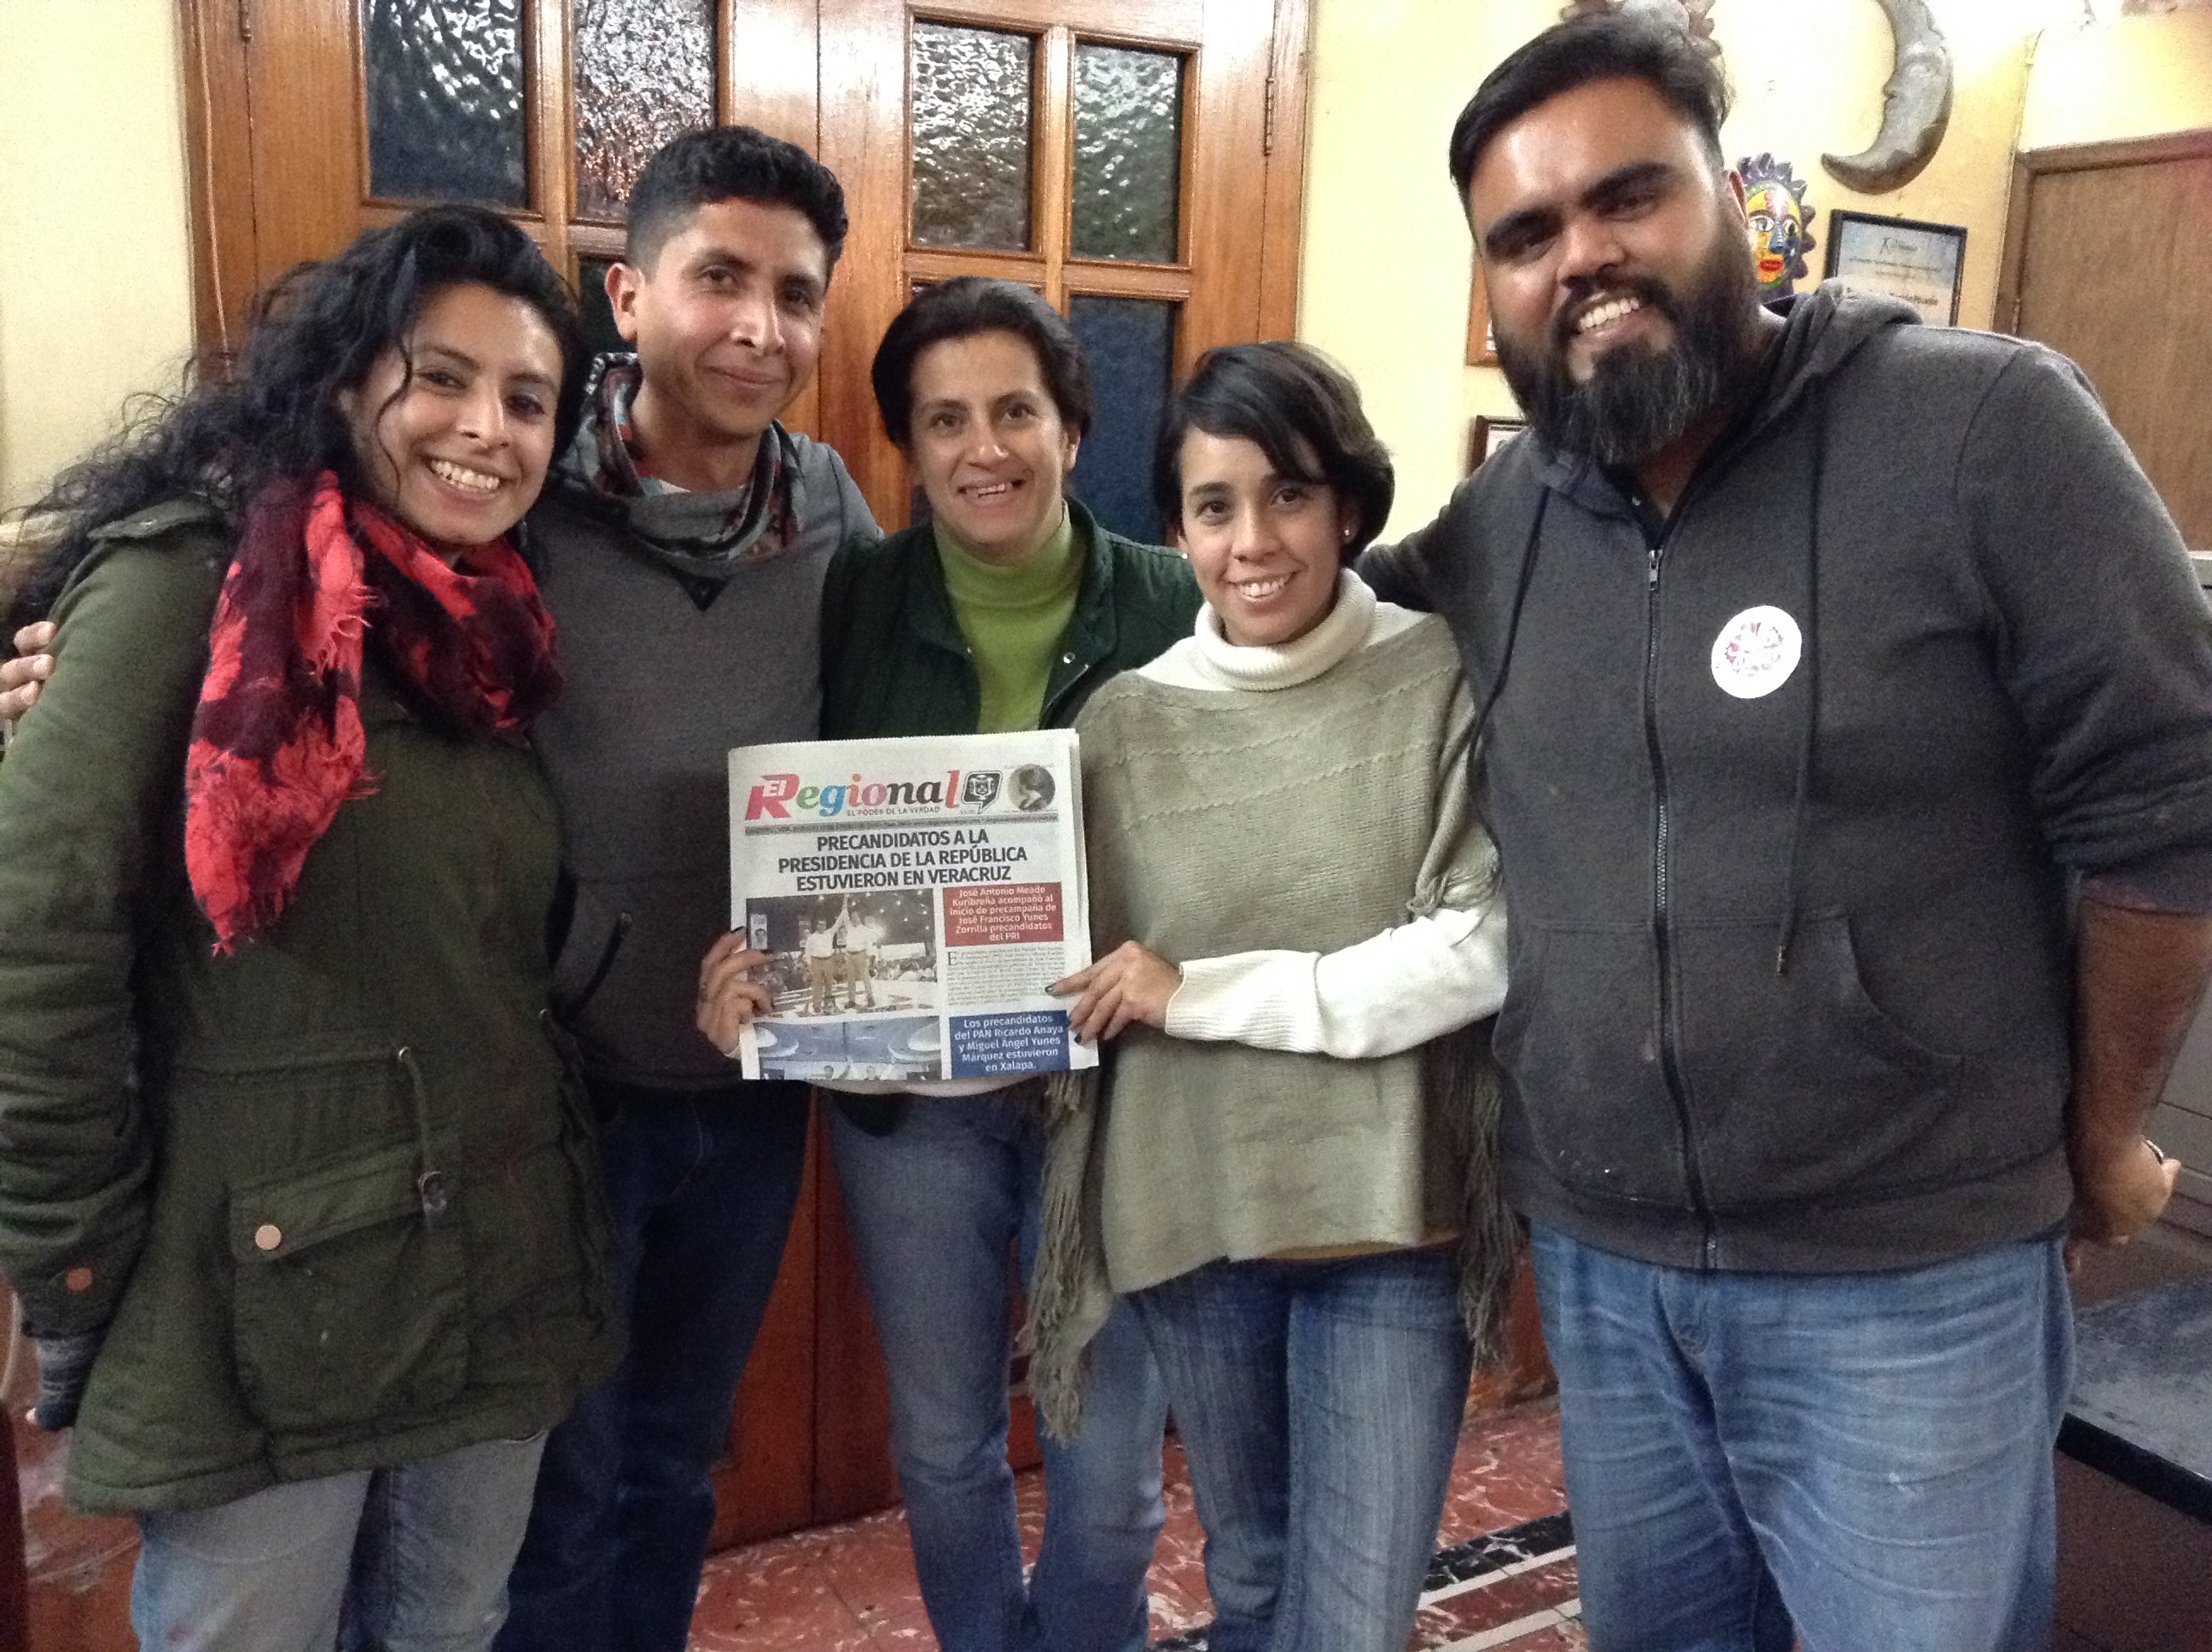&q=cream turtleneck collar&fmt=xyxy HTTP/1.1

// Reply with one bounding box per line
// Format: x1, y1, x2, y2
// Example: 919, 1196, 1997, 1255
1142, 570, 1423, 693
